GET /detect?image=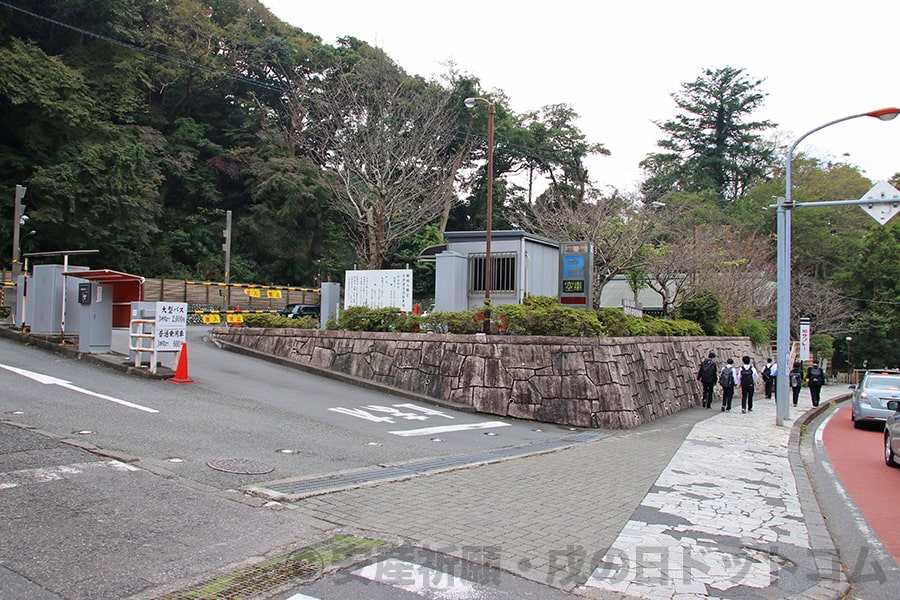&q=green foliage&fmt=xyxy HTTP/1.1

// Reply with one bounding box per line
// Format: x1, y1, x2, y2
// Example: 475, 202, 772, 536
494, 296, 605, 337
811, 333, 835, 360
676, 292, 721, 336
641, 66, 777, 202
242, 313, 317, 329
734, 317, 770, 348
422, 311, 482, 334
334, 306, 423, 332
